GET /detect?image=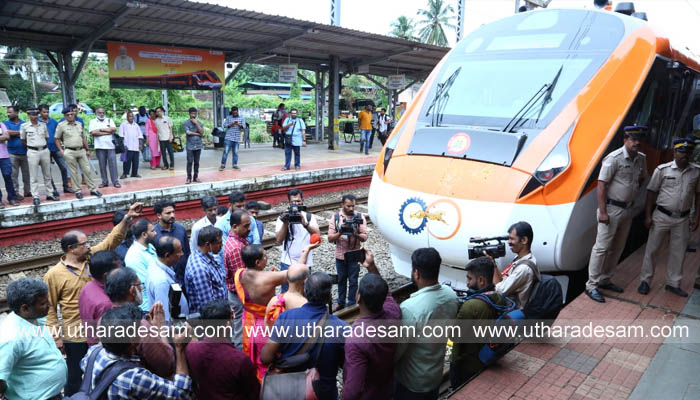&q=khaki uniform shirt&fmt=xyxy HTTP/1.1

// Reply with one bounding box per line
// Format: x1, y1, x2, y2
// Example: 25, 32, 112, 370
647, 161, 700, 212
19, 121, 49, 148
55, 120, 85, 149
599, 146, 647, 204
44, 224, 126, 342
